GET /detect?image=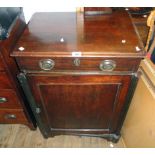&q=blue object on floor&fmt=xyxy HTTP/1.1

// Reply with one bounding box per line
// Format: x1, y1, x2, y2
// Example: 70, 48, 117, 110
150, 48, 155, 64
